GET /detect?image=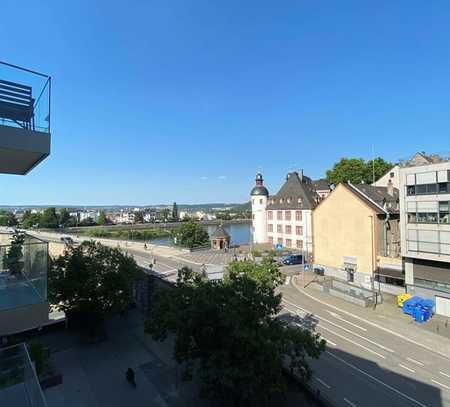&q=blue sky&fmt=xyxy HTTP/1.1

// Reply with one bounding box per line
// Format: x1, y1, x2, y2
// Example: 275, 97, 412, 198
1, 1, 450, 205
